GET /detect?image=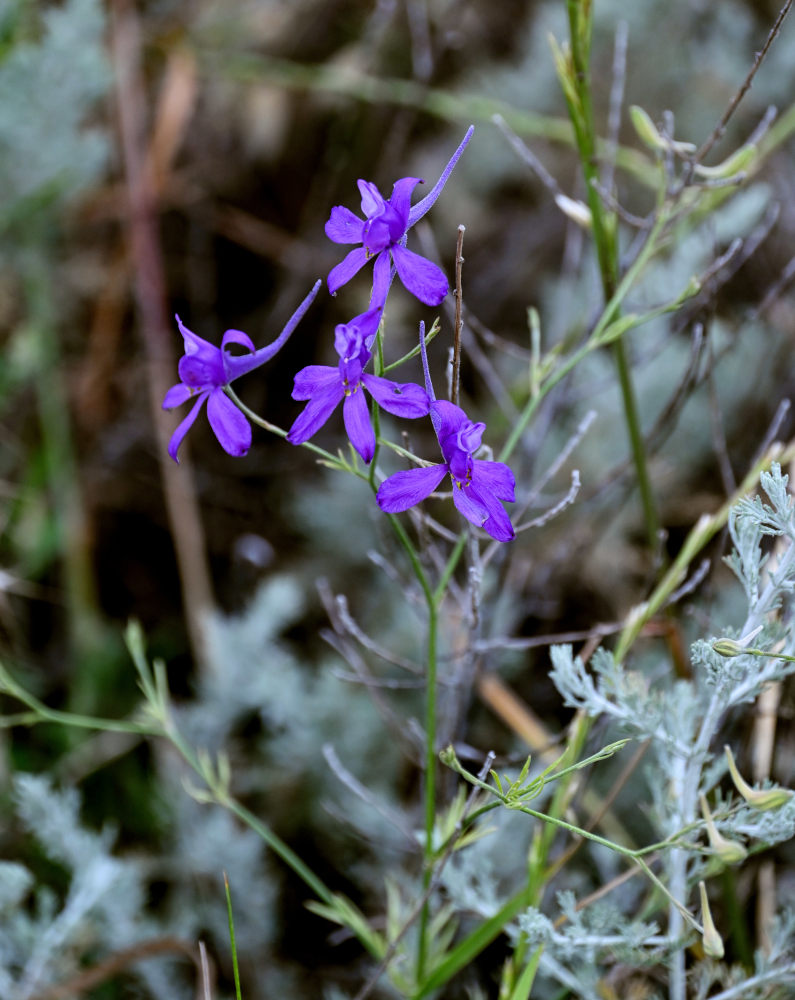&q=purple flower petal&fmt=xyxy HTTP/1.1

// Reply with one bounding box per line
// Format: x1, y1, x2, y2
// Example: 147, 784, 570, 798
464, 483, 514, 541
369, 250, 392, 313
286, 381, 345, 445
176, 315, 215, 356
358, 180, 385, 218
362, 374, 429, 418
179, 351, 224, 388
221, 328, 256, 353
328, 246, 371, 296
206, 387, 252, 457
167, 392, 207, 463
363, 215, 393, 255
219, 329, 255, 383
429, 399, 468, 445
479, 492, 515, 542
452, 482, 490, 528
163, 382, 194, 410
376, 464, 447, 513
407, 126, 474, 227
325, 205, 365, 244
391, 244, 448, 306
474, 460, 516, 502
388, 177, 423, 232
335, 308, 381, 360
342, 387, 375, 463
291, 365, 340, 401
